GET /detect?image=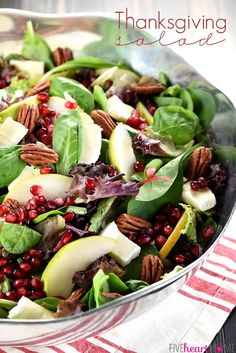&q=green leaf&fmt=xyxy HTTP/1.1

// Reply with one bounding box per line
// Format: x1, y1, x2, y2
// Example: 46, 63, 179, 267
35, 297, 61, 311
0, 146, 26, 188
154, 97, 183, 107
153, 106, 199, 145
49, 77, 94, 113
125, 280, 148, 292
93, 85, 108, 112
107, 273, 128, 293
160, 84, 181, 97
131, 159, 163, 182
32, 205, 87, 224
0, 299, 17, 310
99, 139, 110, 164
158, 72, 171, 86
0, 307, 8, 318
21, 21, 54, 70
179, 89, 193, 111
179, 203, 197, 244
93, 269, 110, 307
1, 276, 11, 294
188, 88, 216, 129
89, 197, 116, 233
52, 110, 83, 175
0, 222, 42, 254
